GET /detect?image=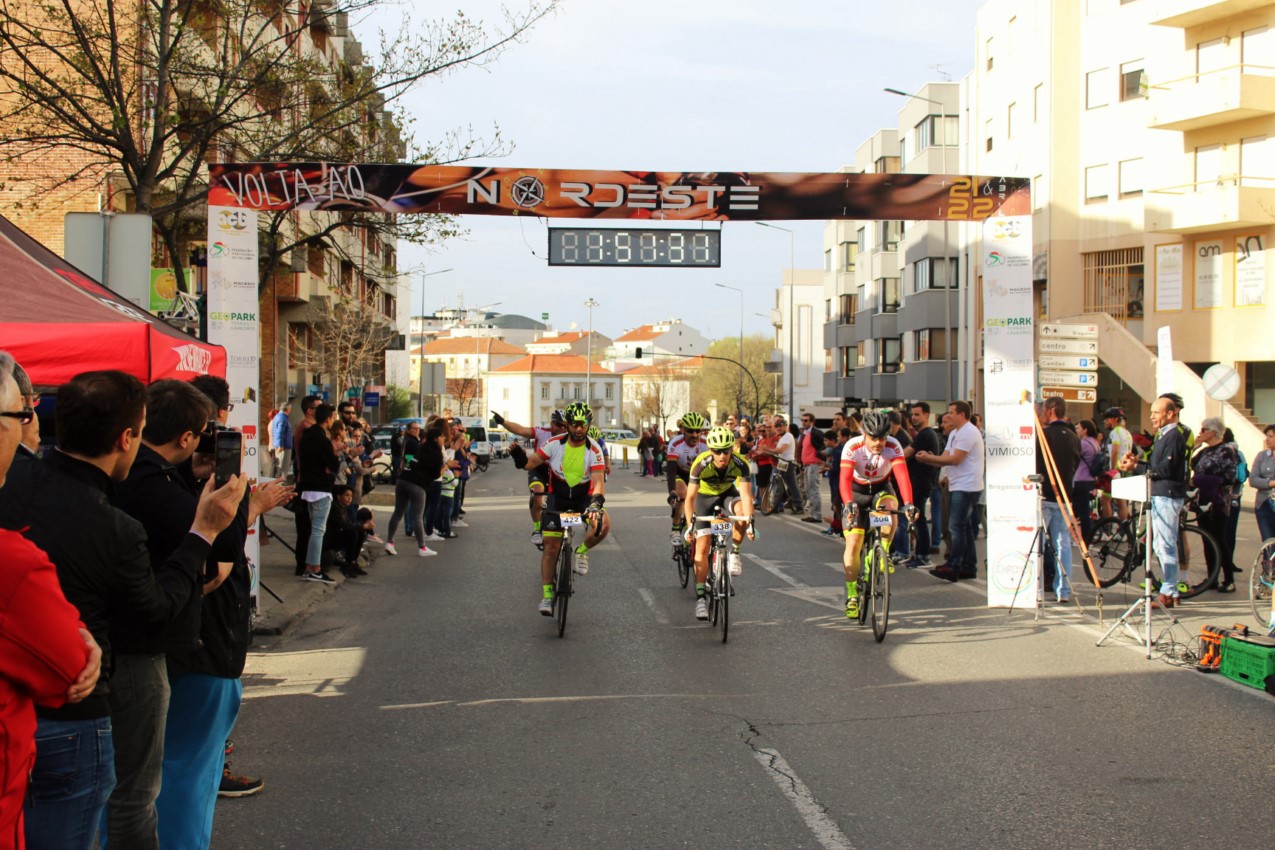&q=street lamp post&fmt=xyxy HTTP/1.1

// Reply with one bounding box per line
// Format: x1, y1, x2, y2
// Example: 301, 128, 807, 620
714, 283, 745, 417
416, 268, 453, 417
584, 297, 599, 403
885, 86, 954, 405
755, 222, 795, 424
